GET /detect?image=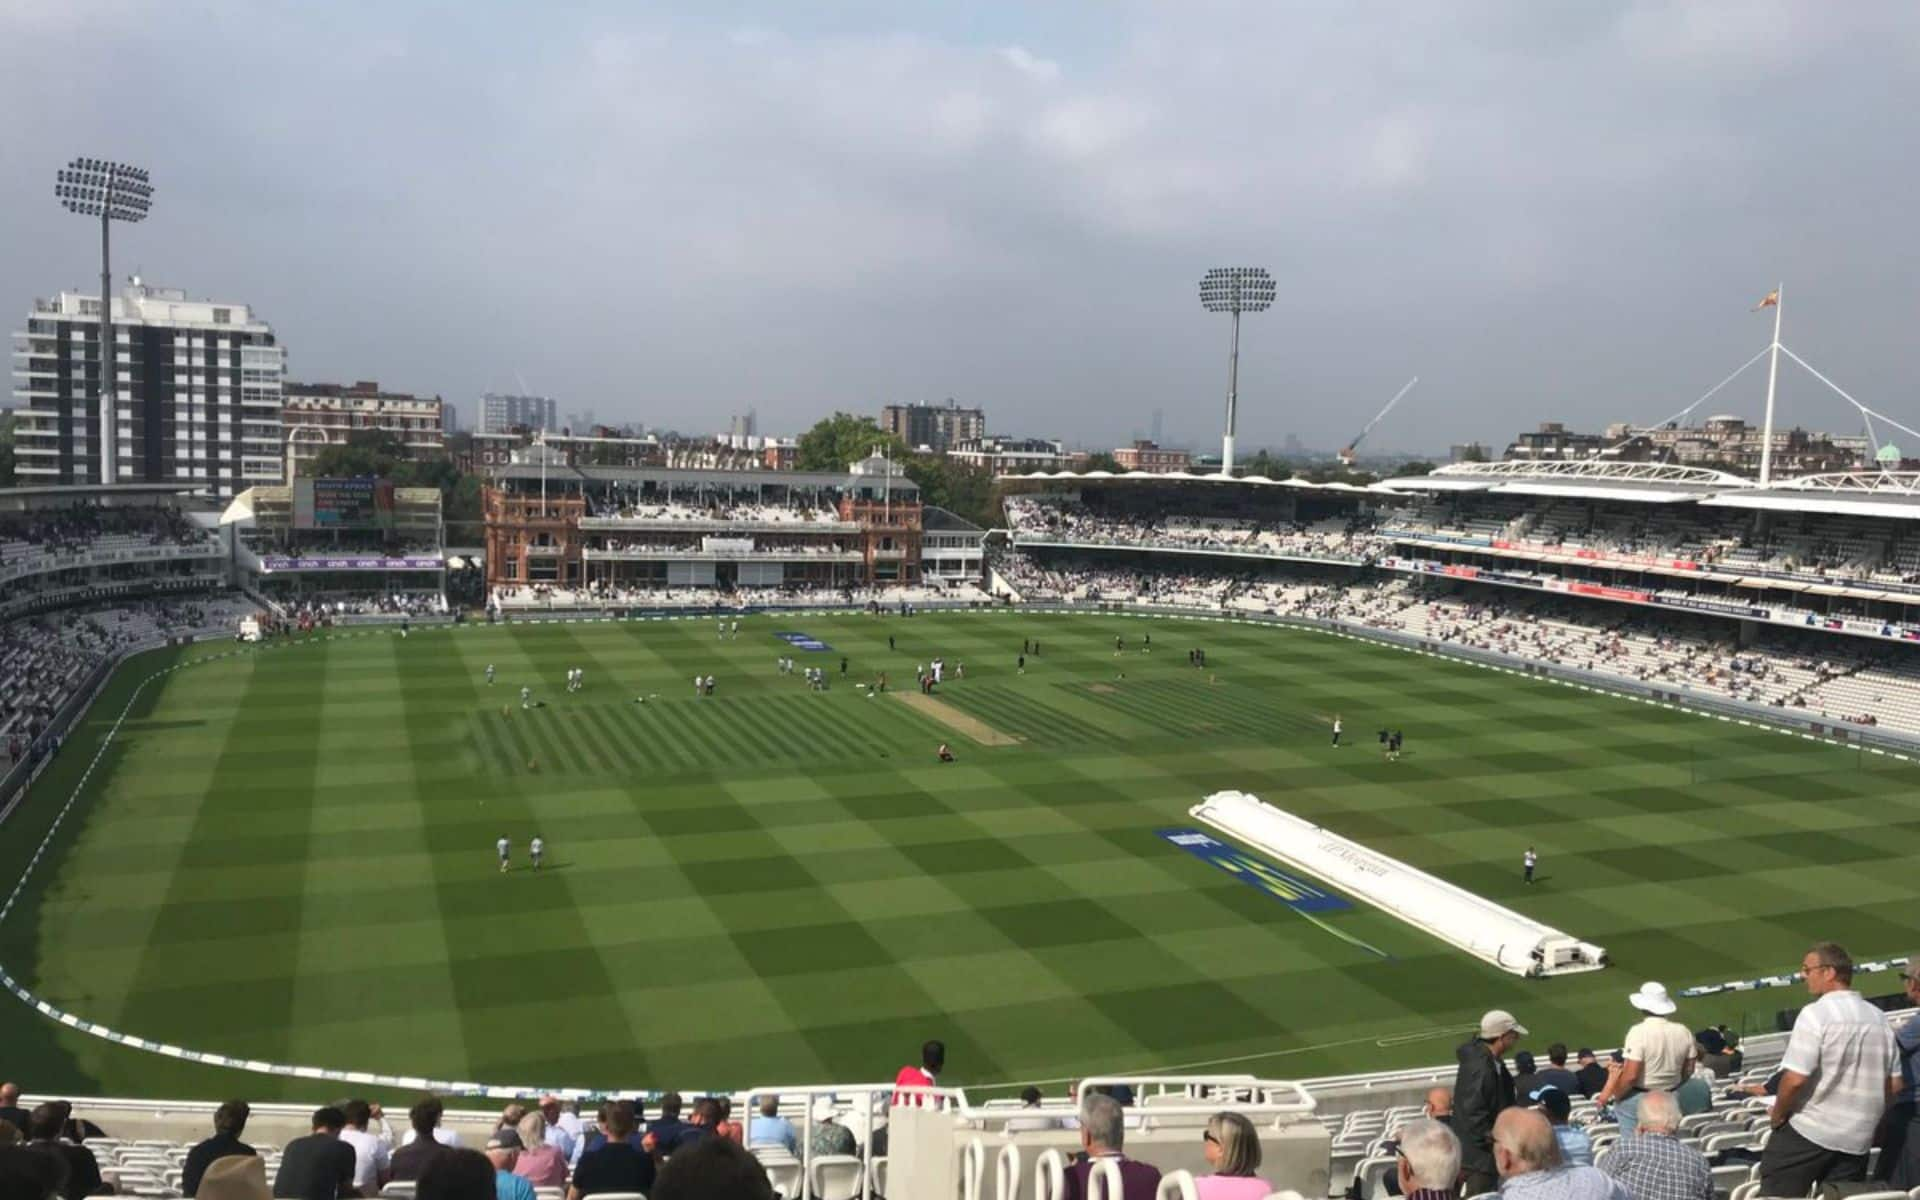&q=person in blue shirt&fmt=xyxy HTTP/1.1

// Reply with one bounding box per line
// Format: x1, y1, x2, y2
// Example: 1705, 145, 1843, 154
746, 1096, 797, 1156
484, 1130, 537, 1200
